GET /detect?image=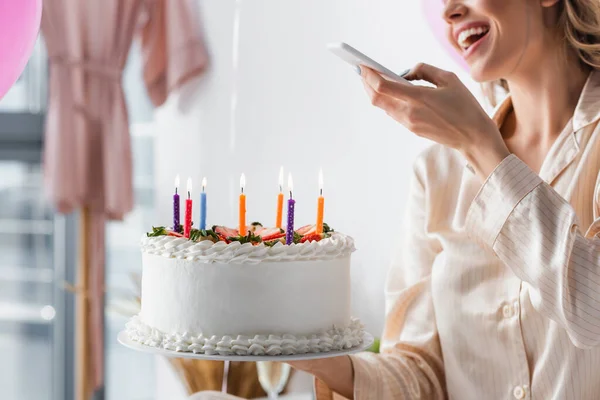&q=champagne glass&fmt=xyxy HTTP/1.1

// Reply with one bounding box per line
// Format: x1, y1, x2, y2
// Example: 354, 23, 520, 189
256, 361, 291, 399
